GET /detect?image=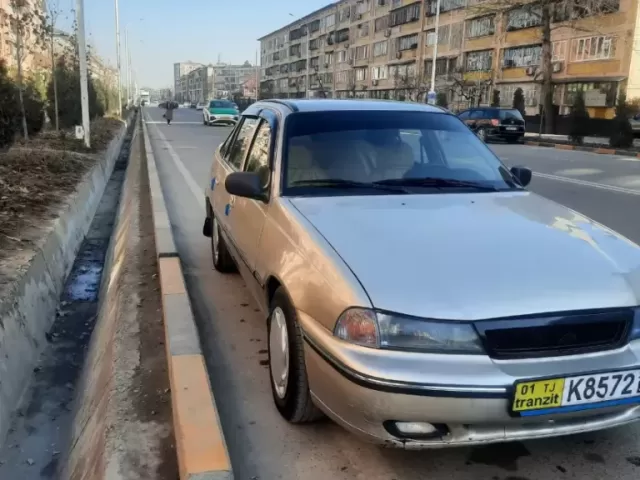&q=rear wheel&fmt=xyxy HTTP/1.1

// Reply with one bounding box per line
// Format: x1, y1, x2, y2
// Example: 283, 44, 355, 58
476, 127, 487, 142
268, 287, 323, 424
